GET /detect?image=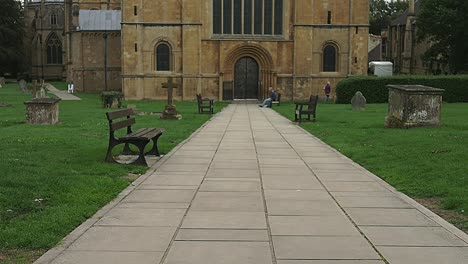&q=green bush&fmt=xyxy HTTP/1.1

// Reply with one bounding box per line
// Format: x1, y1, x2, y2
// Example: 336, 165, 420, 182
335, 75, 468, 104
100, 91, 123, 108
